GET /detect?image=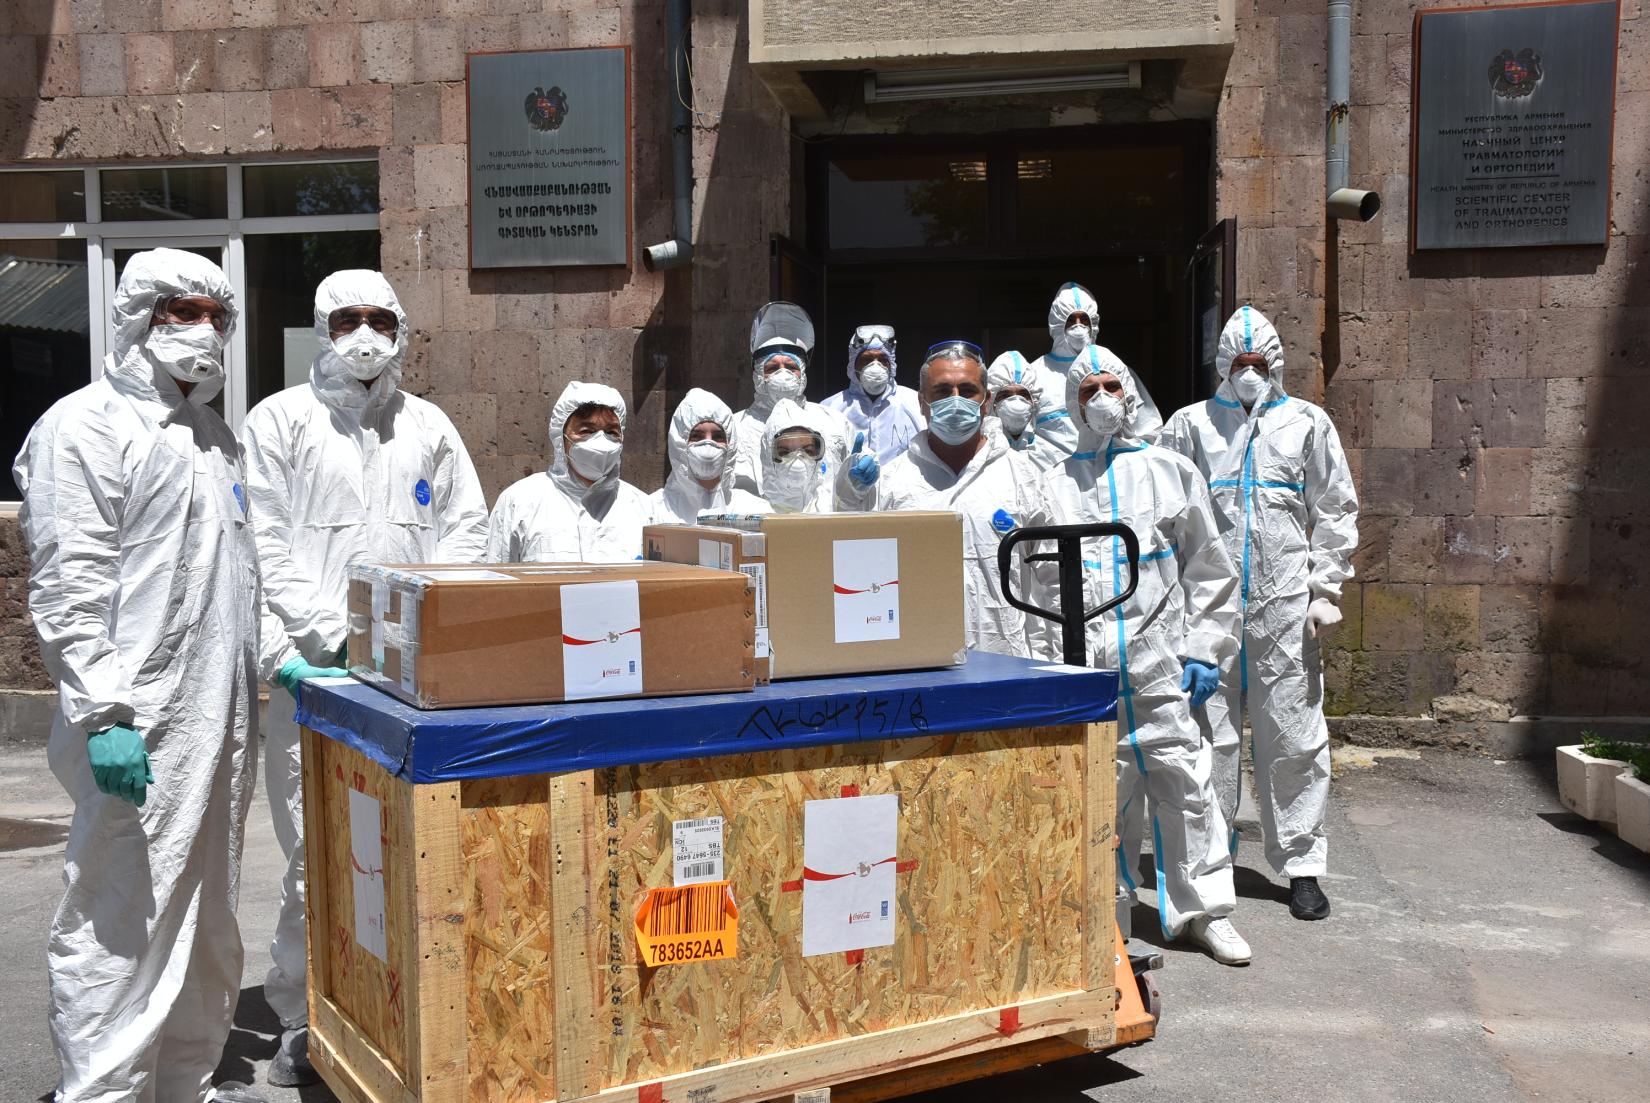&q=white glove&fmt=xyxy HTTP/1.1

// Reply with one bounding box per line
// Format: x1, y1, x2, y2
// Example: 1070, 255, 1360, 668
1305, 597, 1343, 640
